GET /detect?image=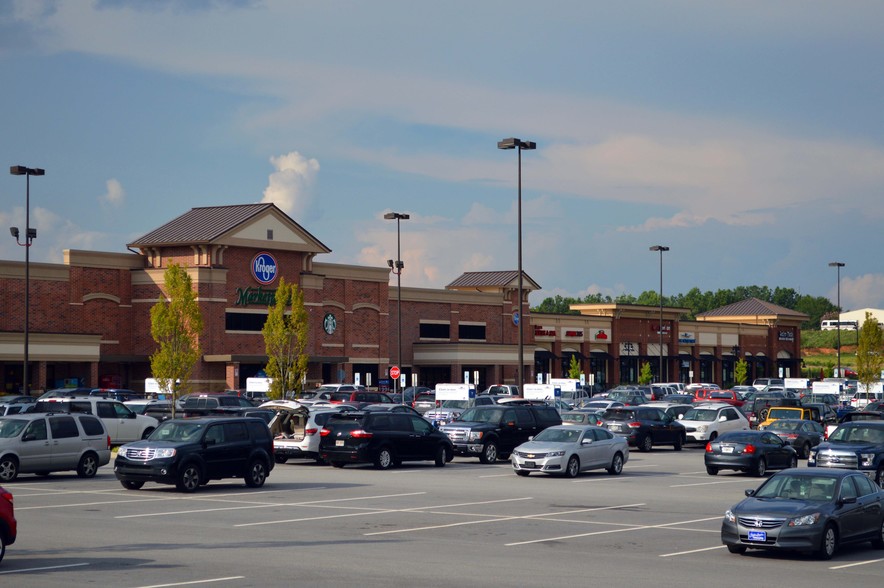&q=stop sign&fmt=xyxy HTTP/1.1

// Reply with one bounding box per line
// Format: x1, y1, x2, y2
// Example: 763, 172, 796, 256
390, 366, 401, 379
